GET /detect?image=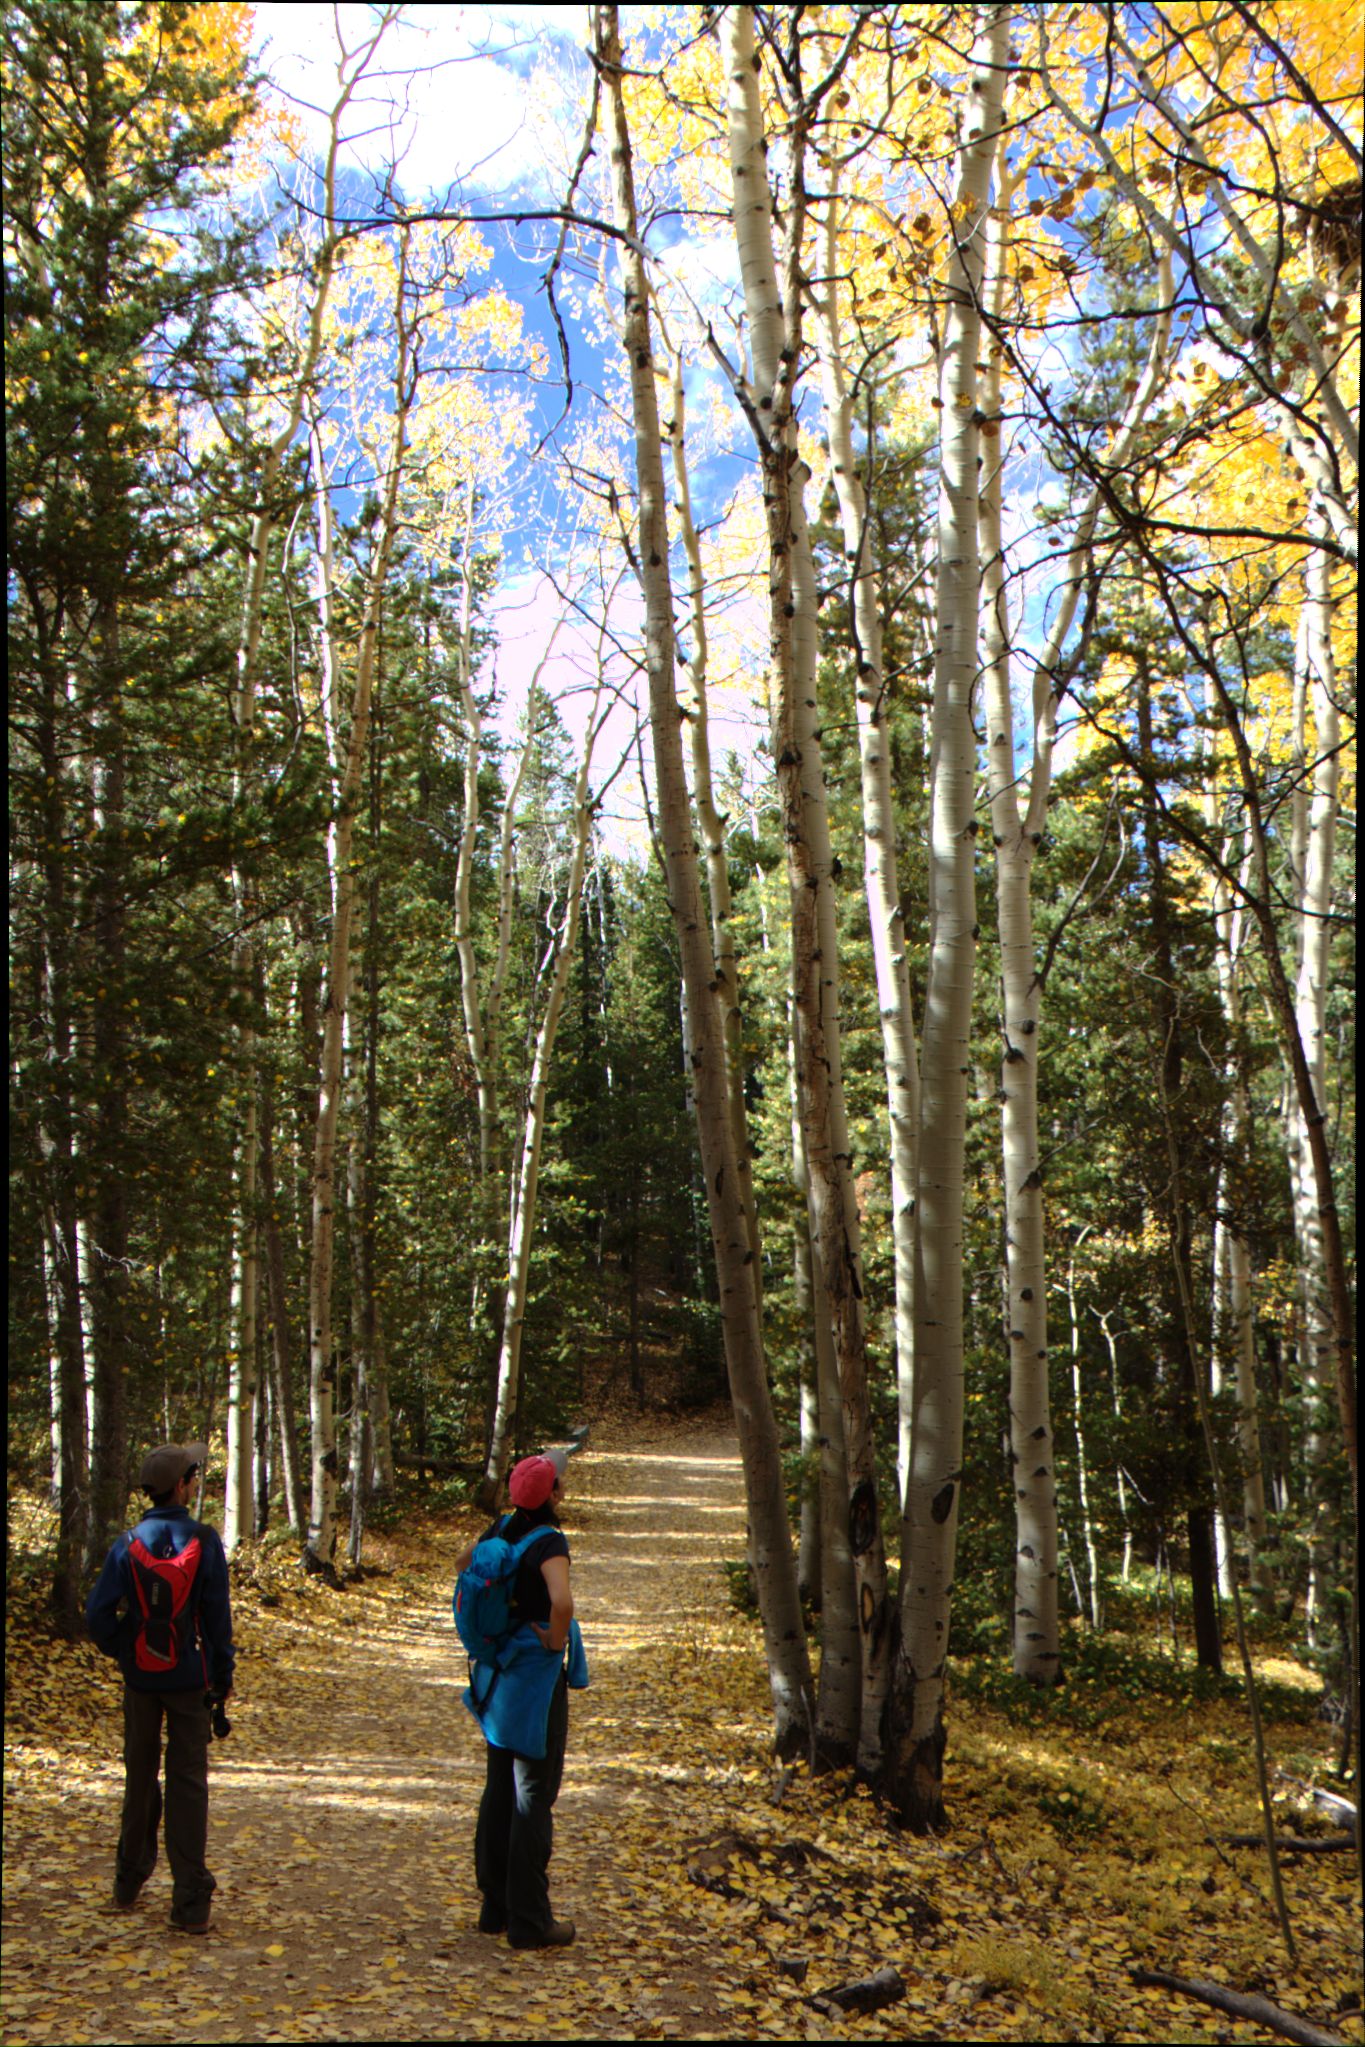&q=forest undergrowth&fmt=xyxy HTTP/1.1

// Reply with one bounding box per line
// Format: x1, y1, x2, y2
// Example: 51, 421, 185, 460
3, 1409, 1360, 2045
